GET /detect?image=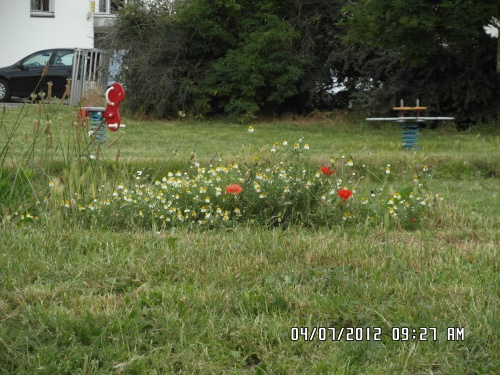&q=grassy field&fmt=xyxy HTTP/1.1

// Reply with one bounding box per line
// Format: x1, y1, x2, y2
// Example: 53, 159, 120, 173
0, 103, 499, 374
